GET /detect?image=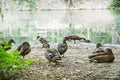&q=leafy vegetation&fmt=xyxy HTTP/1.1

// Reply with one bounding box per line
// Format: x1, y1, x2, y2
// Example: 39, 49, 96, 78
11, 0, 36, 10
0, 45, 32, 80
1, 40, 12, 50
109, 0, 120, 9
